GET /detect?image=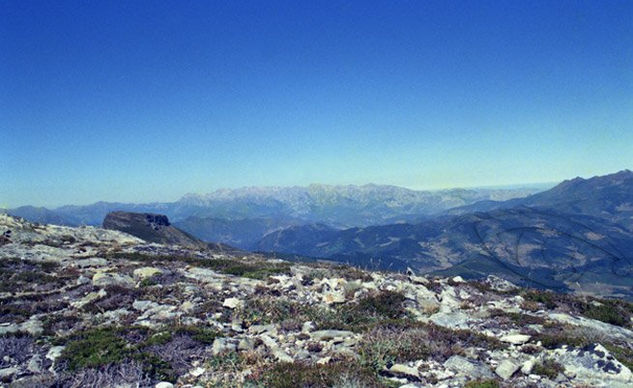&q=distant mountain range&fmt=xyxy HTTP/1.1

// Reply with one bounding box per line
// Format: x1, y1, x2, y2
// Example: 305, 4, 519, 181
3, 183, 542, 247
6, 171, 633, 298
255, 170, 633, 298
